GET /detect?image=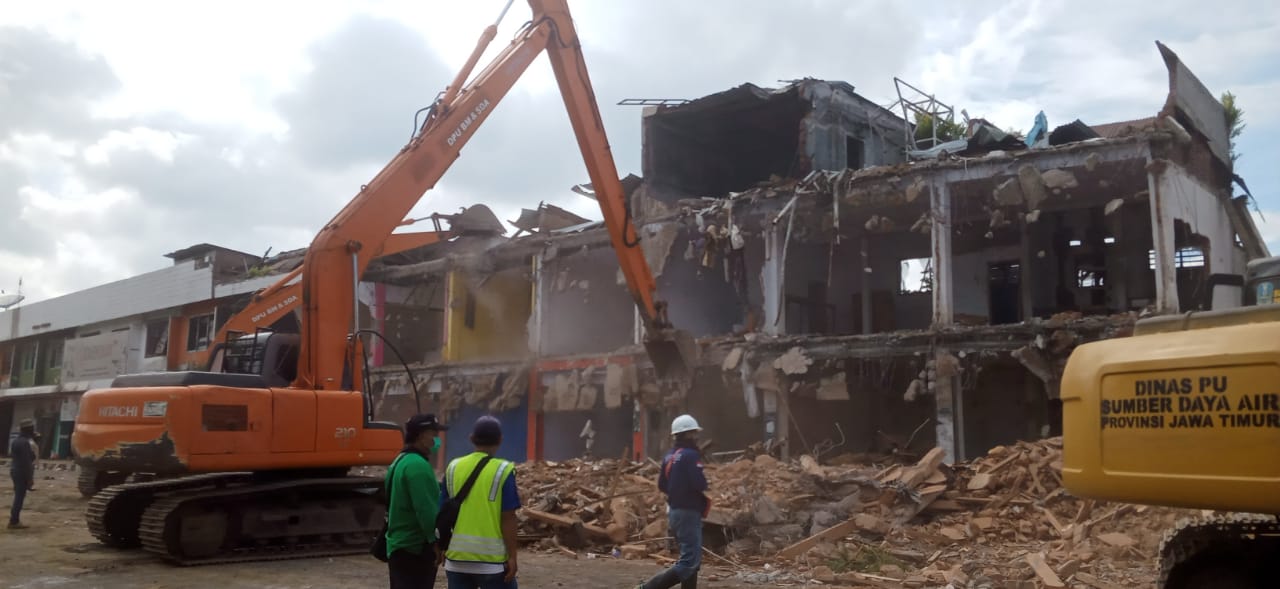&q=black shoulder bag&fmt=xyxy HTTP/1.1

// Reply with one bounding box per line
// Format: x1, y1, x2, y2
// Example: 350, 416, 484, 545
372, 452, 413, 562
434, 455, 494, 551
